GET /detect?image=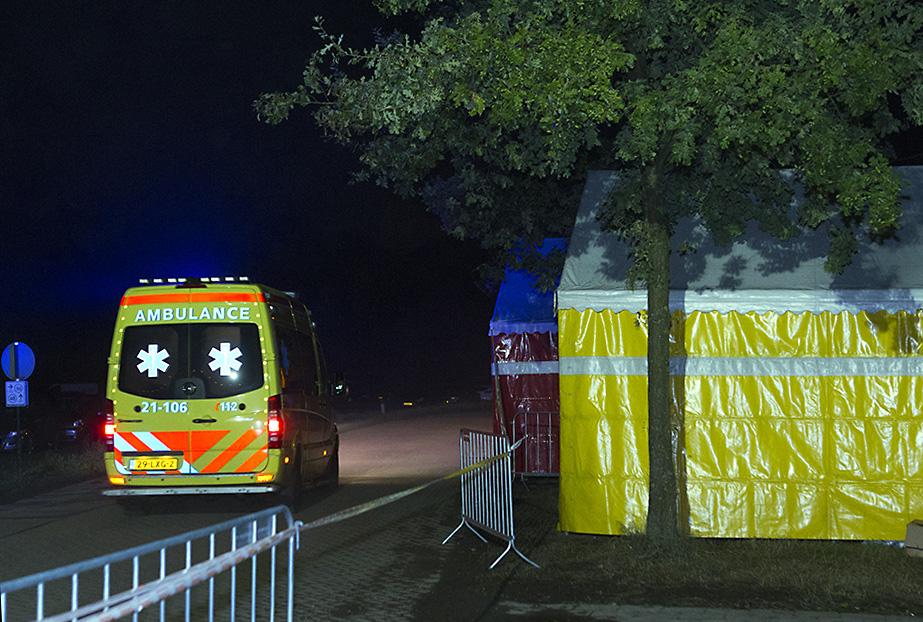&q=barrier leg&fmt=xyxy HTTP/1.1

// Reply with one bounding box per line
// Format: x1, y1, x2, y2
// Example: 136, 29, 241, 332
442, 518, 487, 545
